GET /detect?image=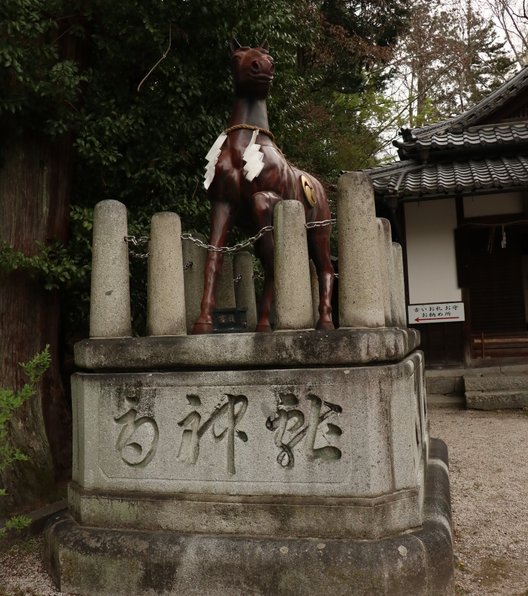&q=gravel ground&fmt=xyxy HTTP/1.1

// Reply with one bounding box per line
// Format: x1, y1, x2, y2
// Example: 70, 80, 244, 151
1, 405, 527, 595
430, 406, 528, 595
